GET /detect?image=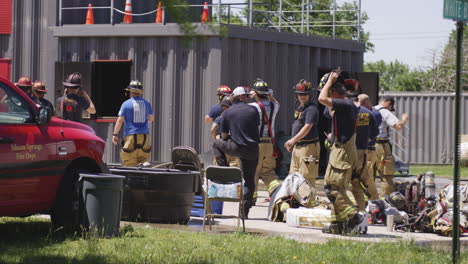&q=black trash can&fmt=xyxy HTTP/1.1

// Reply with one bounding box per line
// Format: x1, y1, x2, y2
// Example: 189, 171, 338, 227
109, 167, 199, 224
79, 173, 125, 237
